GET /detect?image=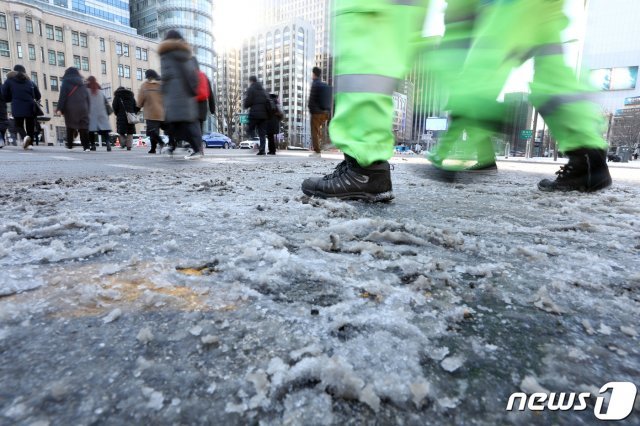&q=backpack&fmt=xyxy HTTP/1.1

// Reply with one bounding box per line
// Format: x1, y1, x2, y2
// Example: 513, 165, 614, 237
266, 96, 277, 116
195, 71, 209, 102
